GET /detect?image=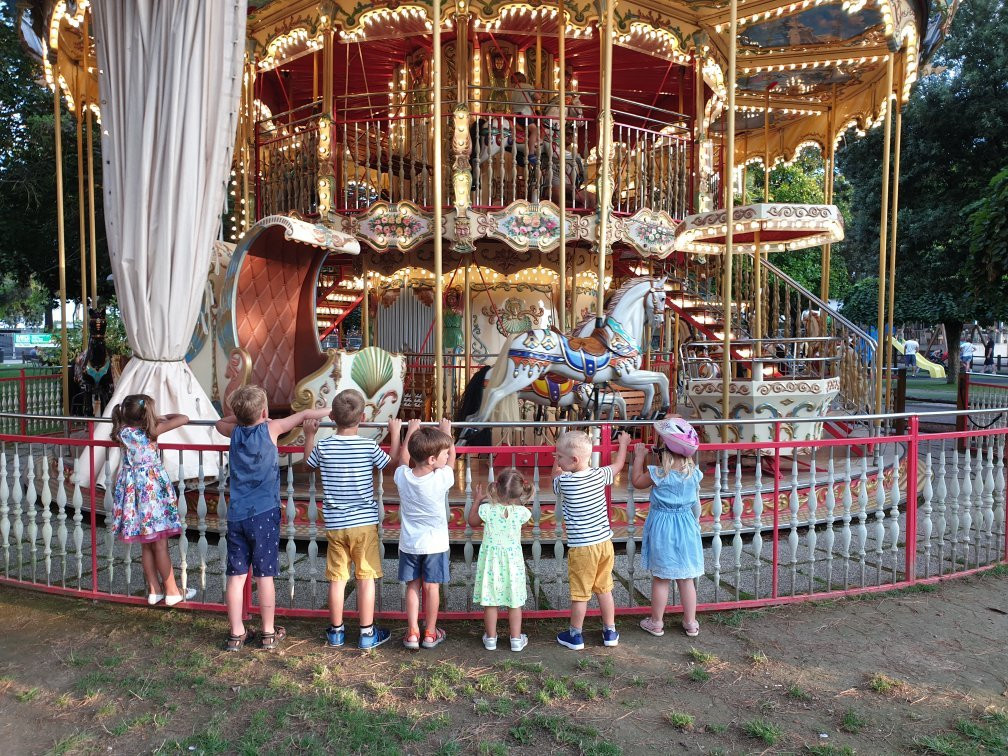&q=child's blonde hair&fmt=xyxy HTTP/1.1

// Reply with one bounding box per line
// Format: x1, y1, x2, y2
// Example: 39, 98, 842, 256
110, 394, 158, 444
655, 447, 696, 478
556, 430, 592, 459
489, 467, 533, 506
229, 385, 267, 426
